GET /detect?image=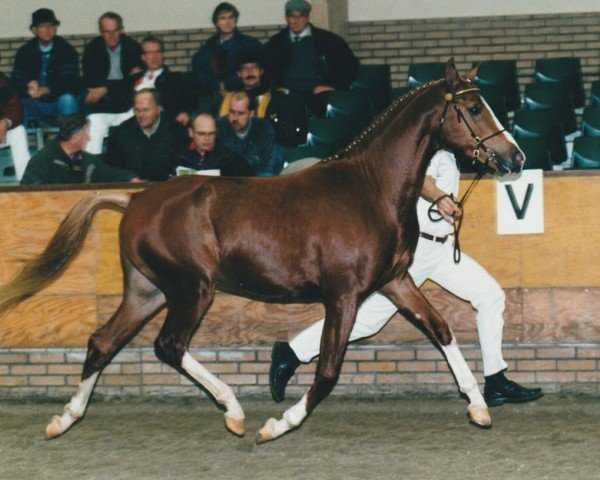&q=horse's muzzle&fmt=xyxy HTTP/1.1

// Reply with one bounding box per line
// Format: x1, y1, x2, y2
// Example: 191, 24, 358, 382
492, 149, 525, 176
